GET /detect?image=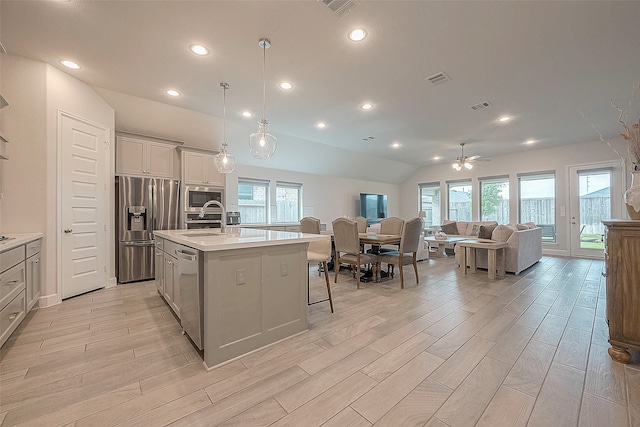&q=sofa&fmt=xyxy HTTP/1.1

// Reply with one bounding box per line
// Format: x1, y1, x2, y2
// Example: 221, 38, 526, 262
442, 220, 542, 275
